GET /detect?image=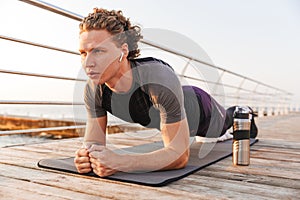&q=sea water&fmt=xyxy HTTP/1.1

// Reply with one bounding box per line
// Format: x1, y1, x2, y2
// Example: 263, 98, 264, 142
0, 105, 86, 147
0, 104, 87, 121
0, 134, 51, 147
0, 105, 128, 147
